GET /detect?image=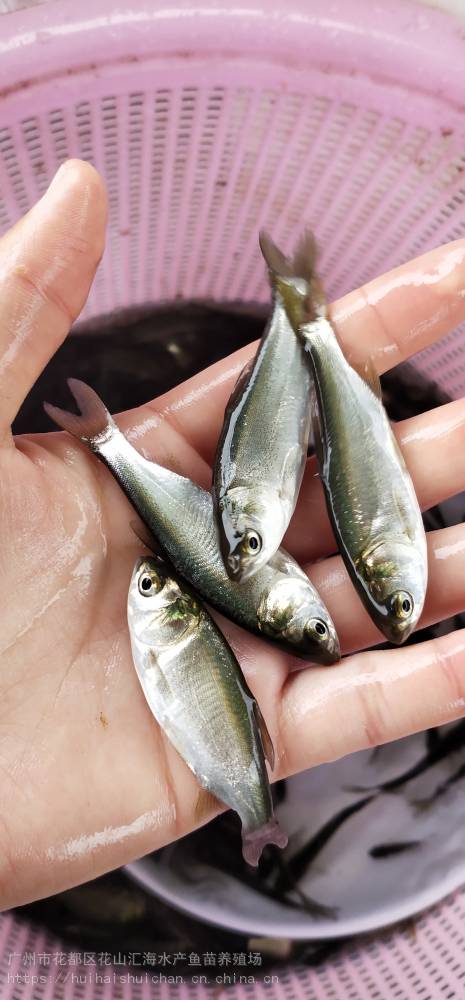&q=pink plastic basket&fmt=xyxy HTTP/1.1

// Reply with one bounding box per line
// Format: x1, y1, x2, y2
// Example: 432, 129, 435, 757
1, 0, 465, 388
1, 0, 465, 996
